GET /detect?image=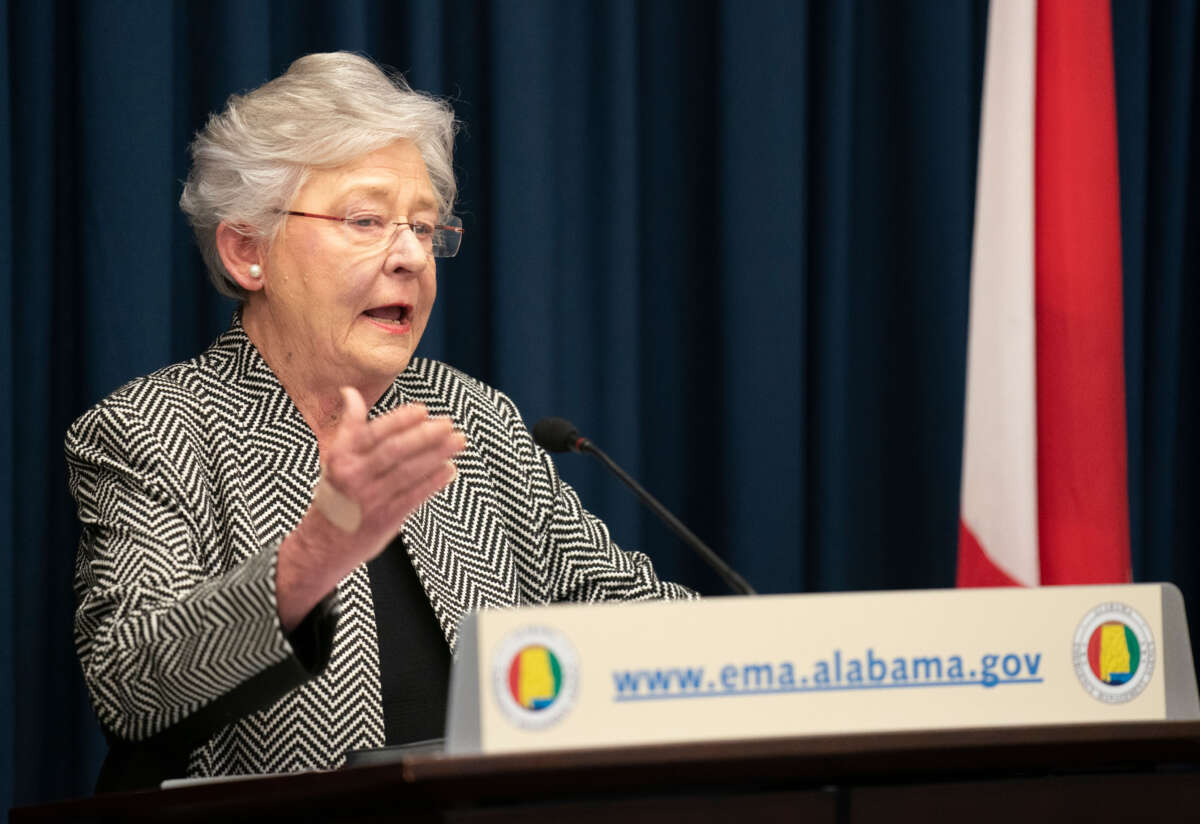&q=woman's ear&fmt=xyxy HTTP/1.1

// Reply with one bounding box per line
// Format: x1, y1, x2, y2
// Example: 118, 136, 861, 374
216, 222, 266, 292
